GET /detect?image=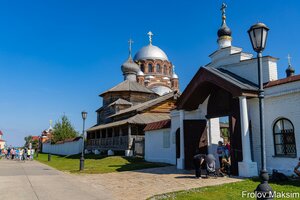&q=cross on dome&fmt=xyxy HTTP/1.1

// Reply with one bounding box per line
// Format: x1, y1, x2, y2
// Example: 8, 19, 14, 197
147, 31, 153, 45
128, 38, 134, 57
221, 3, 227, 18
287, 54, 292, 66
